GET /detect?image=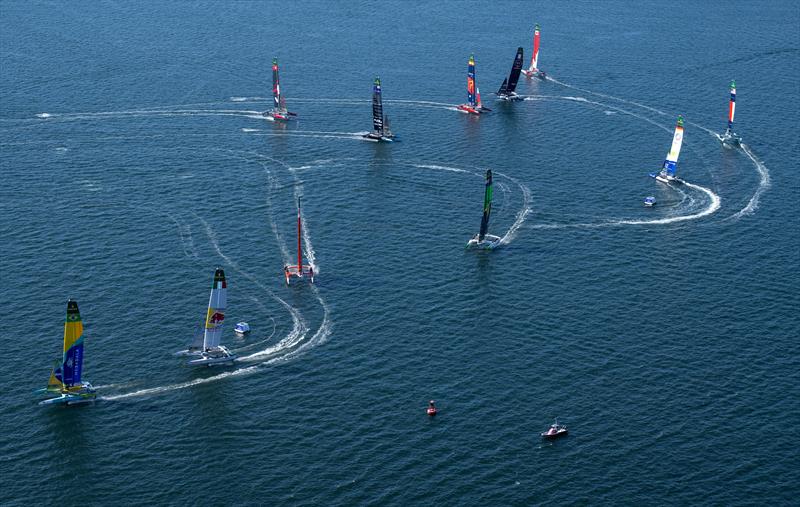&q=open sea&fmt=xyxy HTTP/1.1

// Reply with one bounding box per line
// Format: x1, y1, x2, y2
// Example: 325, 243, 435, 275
1, 1, 799, 505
